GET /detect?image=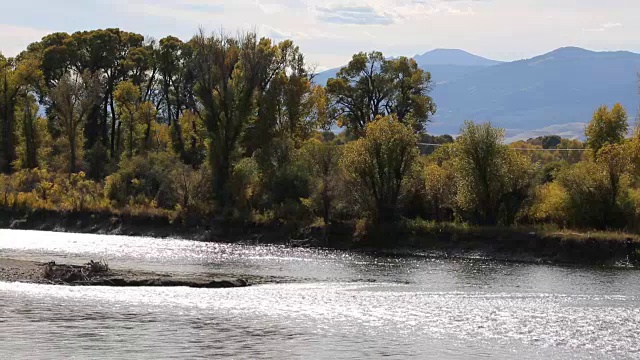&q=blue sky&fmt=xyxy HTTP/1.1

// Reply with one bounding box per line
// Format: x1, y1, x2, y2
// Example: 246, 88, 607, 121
1, 0, 639, 69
